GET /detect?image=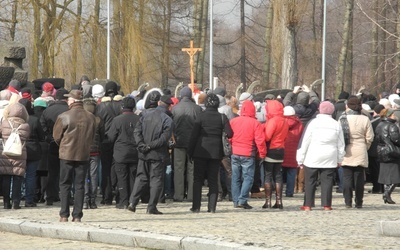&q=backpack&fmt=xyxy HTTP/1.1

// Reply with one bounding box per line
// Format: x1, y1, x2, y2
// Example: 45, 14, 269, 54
2, 120, 23, 157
